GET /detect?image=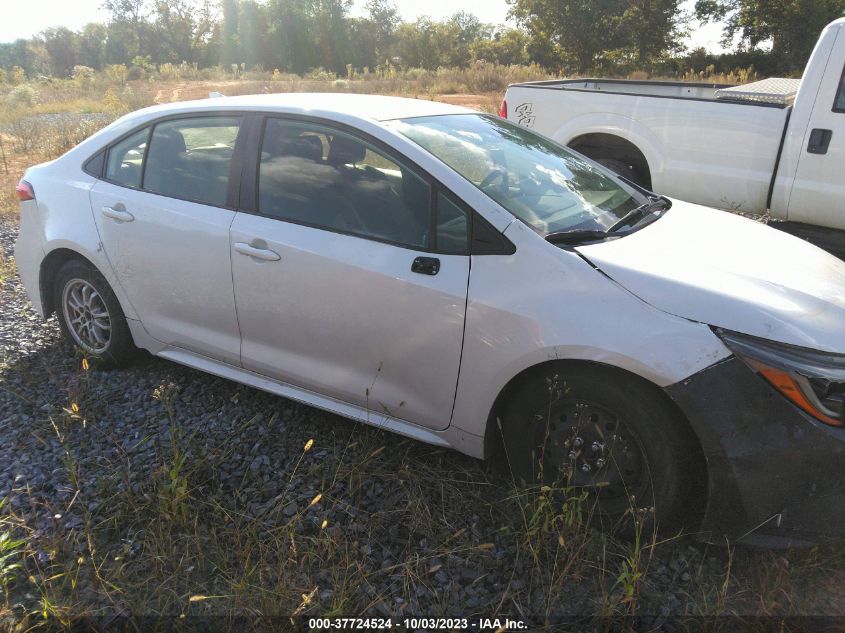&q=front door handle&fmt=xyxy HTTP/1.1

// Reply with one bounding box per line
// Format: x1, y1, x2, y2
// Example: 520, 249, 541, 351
411, 256, 440, 275
807, 128, 833, 155
234, 242, 281, 261
101, 205, 134, 223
